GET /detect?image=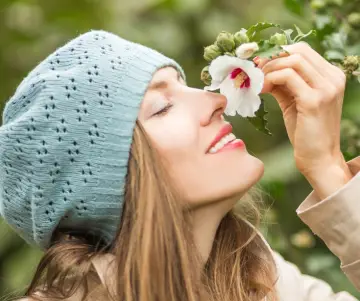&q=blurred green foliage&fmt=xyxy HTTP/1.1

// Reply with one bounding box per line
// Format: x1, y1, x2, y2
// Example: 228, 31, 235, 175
0, 0, 359, 299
